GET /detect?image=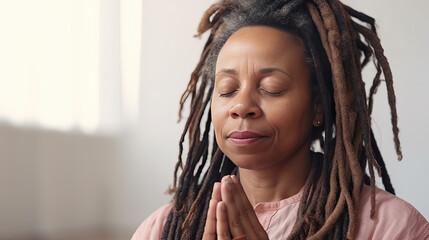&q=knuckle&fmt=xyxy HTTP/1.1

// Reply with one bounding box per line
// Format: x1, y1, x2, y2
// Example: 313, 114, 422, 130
231, 216, 242, 228
239, 206, 253, 218
220, 231, 230, 239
